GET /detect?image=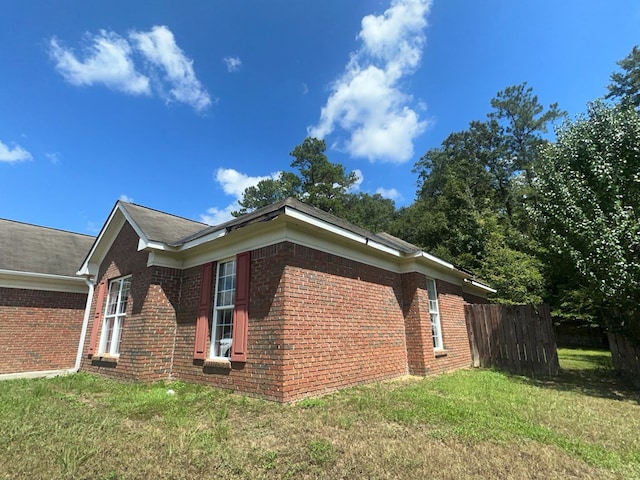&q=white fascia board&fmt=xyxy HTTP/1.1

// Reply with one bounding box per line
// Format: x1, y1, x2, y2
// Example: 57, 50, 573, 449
77, 207, 126, 276
285, 207, 367, 245
463, 278, 497, 294
137, 238, 179, 252
417, 251, 456, 271
284, 206, 403, 257
179, 228, 227, 251
365, 238, 401, 256
118, 204, 150, 247
285, 229, 401, 273
0, 269, 89, 294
